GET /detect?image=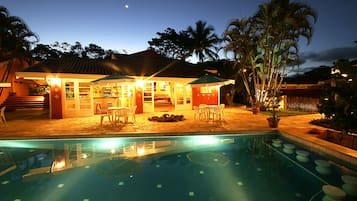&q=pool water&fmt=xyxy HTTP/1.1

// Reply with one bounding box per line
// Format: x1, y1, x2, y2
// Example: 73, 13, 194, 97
0, 134, 356, 201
